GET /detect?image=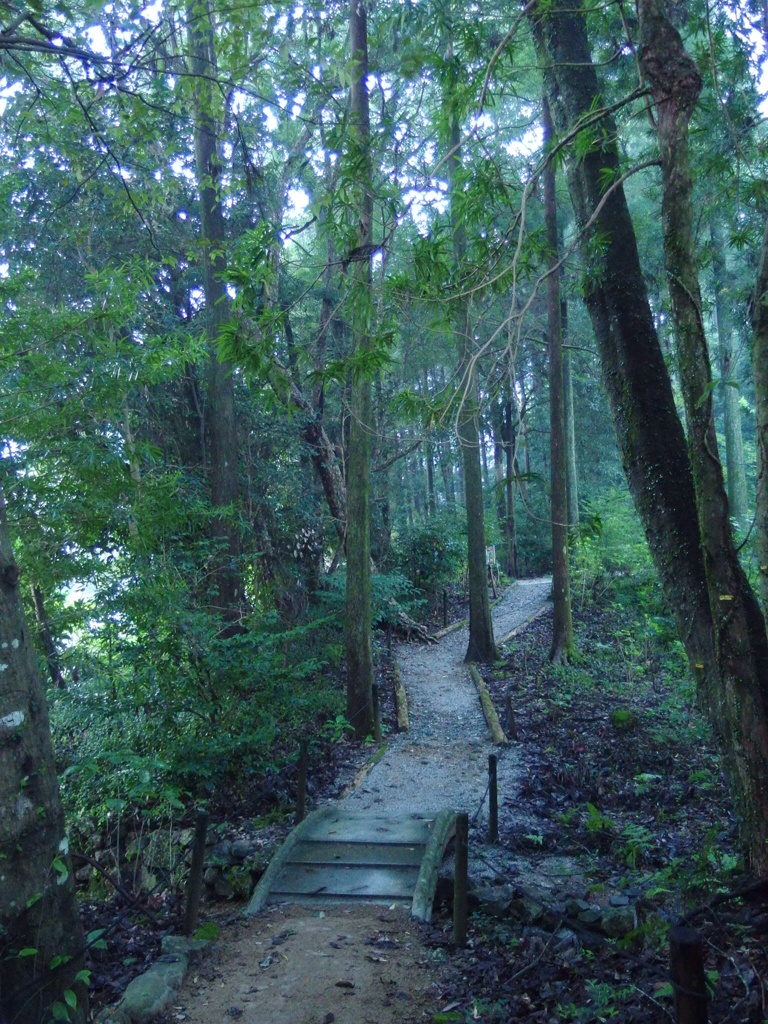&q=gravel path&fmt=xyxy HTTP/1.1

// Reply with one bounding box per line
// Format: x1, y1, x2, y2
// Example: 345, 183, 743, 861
341, 578, 551, 821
